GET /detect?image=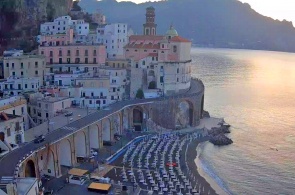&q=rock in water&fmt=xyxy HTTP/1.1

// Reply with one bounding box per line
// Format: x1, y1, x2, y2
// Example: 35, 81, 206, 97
209, 134, 233, 146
